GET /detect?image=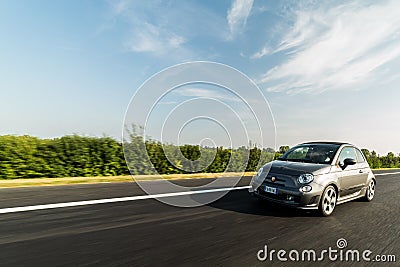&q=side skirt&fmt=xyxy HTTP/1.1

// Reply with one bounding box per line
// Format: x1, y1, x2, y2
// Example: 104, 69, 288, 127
337, 190, 365, 205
